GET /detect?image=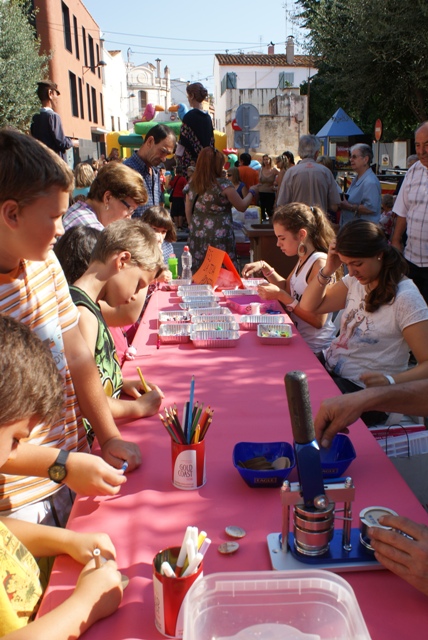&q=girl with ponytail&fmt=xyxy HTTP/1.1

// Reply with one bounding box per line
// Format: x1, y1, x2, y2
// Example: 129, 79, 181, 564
242, 202, 337, 354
